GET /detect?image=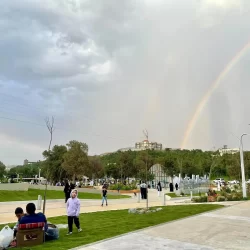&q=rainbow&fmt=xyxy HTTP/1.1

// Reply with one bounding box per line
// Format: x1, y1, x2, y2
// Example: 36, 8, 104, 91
181, 41, 250, 149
